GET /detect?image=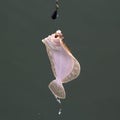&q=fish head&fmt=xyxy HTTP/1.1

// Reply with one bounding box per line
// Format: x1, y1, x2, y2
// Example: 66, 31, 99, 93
42, 30, 64, 50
